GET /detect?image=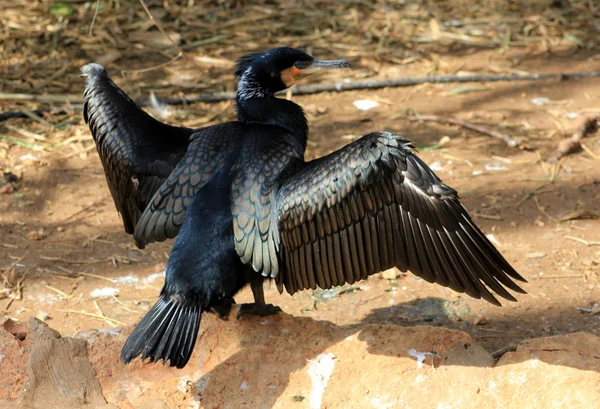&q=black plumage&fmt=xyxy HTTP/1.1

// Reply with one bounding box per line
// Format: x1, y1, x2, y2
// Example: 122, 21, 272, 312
121, 152, 247, 368
82, 46, 526, 368
81, 64, 192, 247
